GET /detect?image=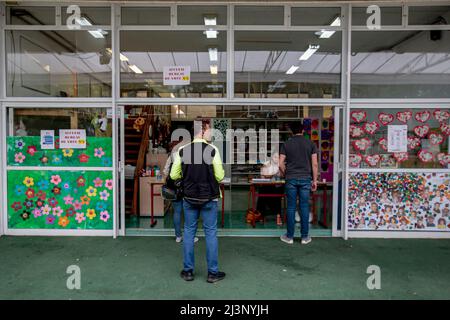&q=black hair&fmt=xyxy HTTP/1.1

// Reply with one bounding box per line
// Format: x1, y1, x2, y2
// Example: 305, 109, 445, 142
290, 121, 304, 134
